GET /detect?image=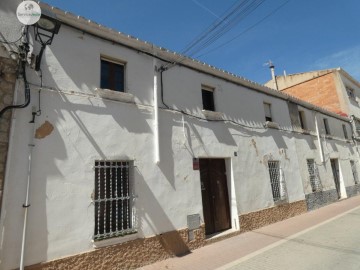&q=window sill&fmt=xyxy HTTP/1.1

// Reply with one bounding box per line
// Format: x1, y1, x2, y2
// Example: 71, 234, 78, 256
92, 232, 138, 248
202, 110, 224, 120
273, 198, 288, 206
265, 121, 279, 129
96, 88, 135, 103
300, 129, 311, 134
325, 134, 333, 140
